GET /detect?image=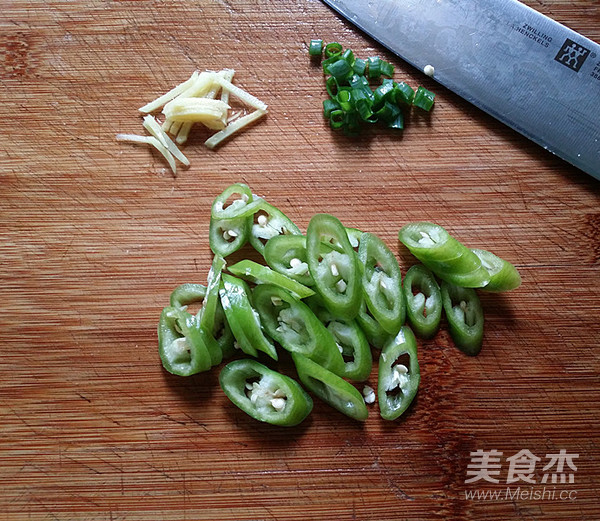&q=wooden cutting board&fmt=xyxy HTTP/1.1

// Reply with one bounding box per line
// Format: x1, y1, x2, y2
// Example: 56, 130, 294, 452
1, 1, 599, 519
